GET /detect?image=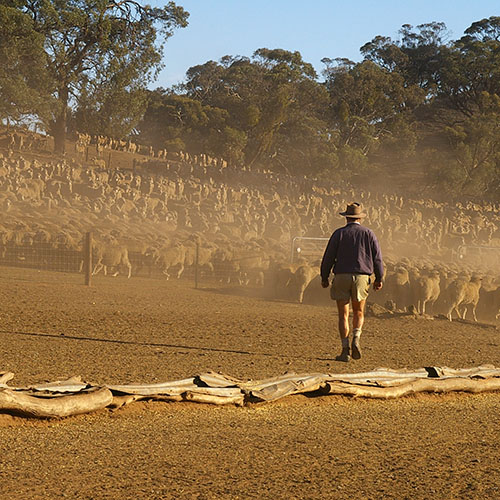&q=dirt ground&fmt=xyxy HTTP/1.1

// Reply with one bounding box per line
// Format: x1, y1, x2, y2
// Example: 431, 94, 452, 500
1, 267, 500, 499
